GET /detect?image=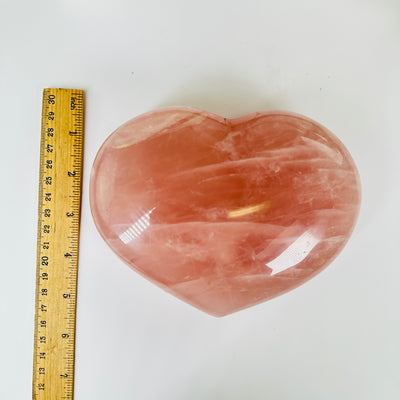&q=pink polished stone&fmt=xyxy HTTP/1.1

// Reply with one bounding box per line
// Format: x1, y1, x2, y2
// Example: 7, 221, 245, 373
90, 107, 361, 317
